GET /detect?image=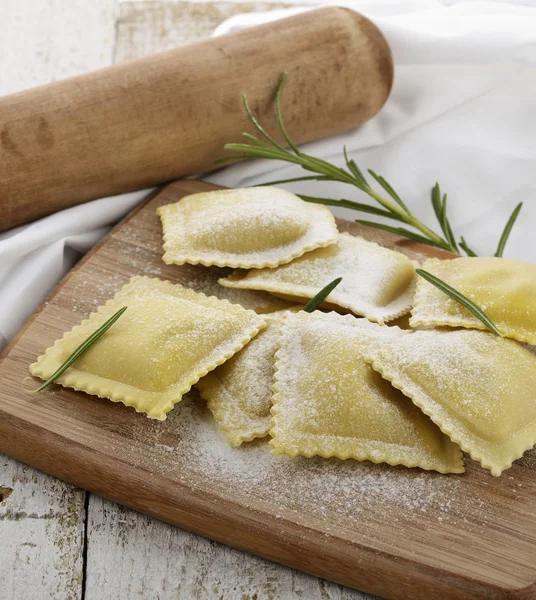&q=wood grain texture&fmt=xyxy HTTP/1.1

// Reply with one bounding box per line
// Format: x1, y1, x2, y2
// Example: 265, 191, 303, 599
115, 0, 291, 62
1, 179, 535, 600
0, 0, 117, 96
0, 2, 117, 598
0, 457, 86, 600
86, 495, 370, 600
0, 6, 393, 230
